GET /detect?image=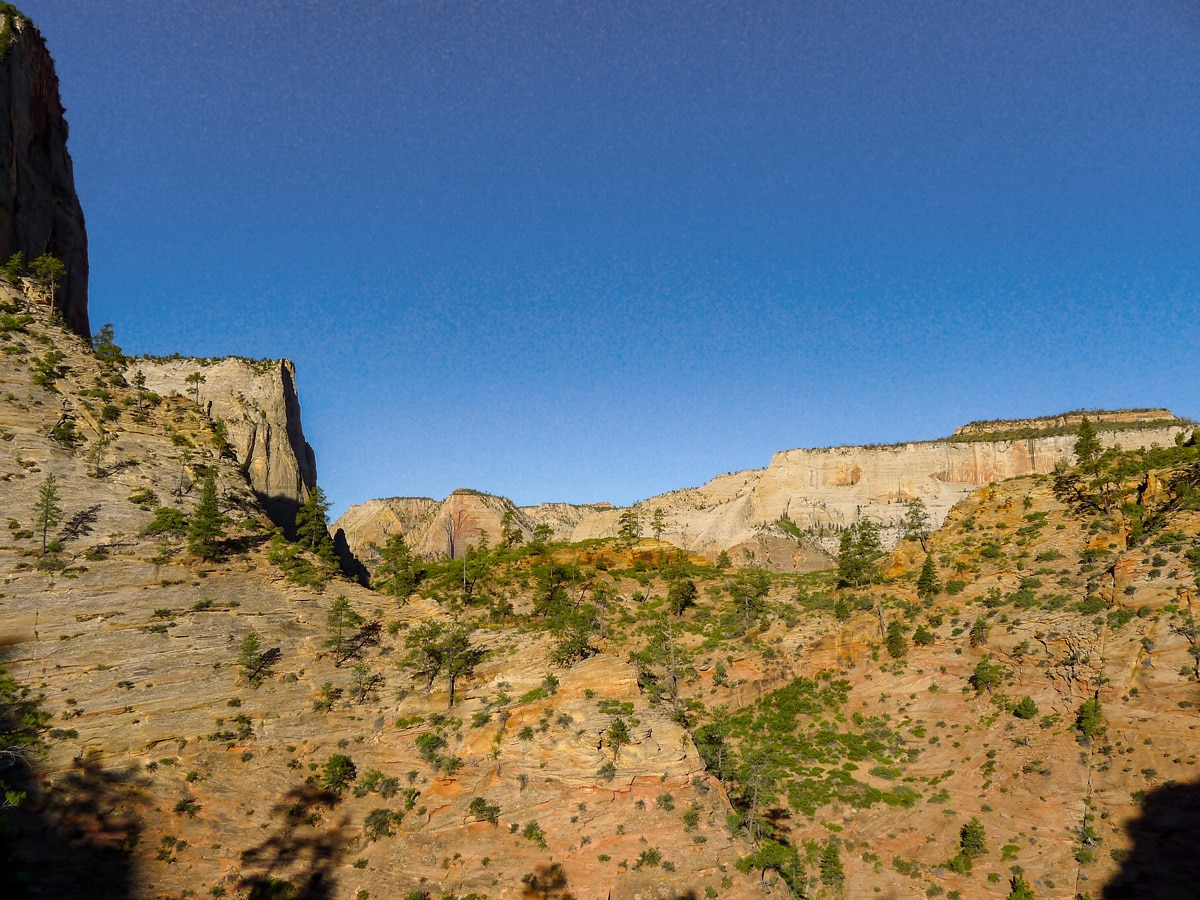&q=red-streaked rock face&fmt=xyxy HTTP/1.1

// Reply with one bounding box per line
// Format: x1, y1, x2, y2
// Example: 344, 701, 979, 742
0, 12, 88, 337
